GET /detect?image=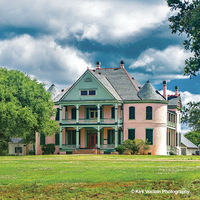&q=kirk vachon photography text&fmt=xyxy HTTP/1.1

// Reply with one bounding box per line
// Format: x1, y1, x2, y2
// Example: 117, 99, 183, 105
131, 189, 190, 195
